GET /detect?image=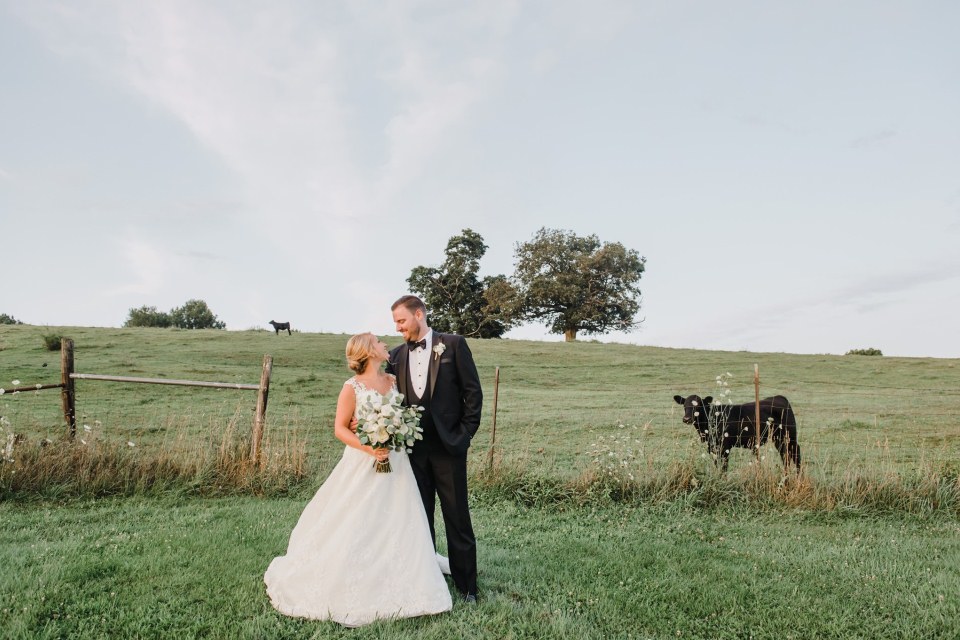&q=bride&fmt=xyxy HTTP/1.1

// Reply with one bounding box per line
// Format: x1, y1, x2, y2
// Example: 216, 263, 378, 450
264, 332, 452, 626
